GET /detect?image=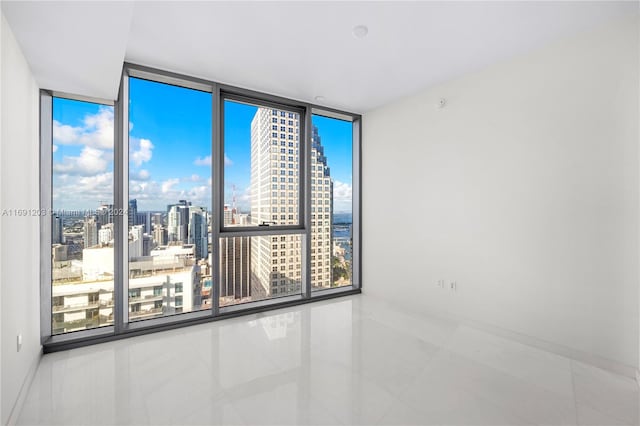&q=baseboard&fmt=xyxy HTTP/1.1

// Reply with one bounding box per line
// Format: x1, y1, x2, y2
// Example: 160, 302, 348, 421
5, 349, 42, 426
363, 292, 637, 380
461, 316, 637, 379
